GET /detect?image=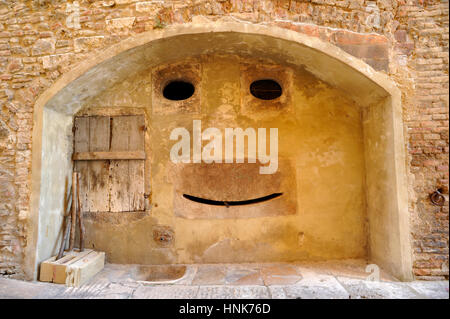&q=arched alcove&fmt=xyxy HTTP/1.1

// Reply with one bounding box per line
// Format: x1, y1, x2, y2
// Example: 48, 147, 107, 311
26, 21, 413, 281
